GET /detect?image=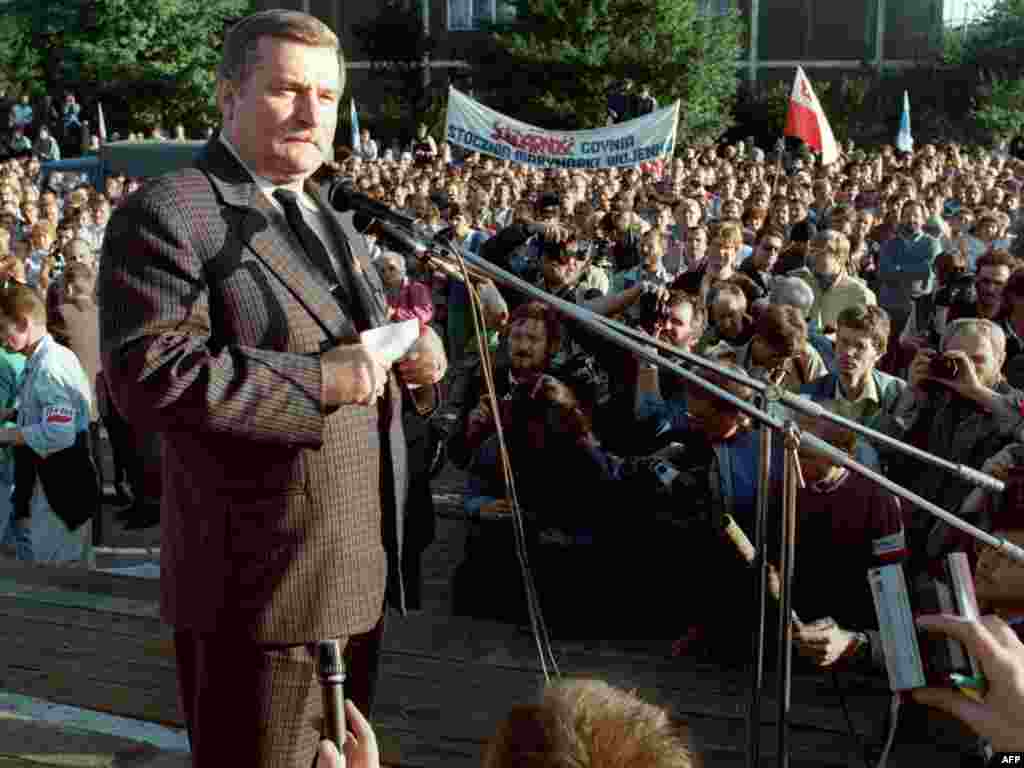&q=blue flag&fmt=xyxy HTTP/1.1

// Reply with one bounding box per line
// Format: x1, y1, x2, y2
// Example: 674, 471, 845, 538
896, 90, 913, 153
350, 98, 360, 150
